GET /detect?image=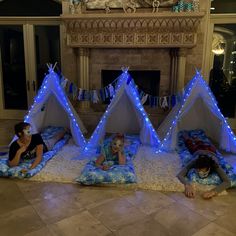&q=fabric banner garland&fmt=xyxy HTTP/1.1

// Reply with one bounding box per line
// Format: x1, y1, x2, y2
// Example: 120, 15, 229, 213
59, 75, 183, 109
